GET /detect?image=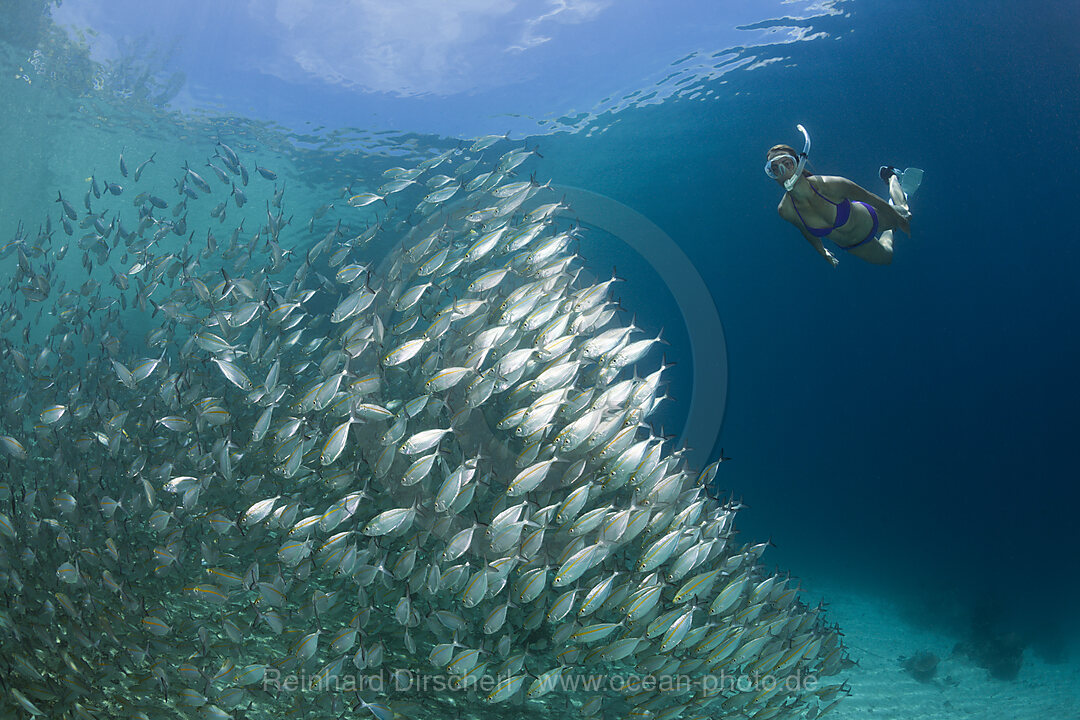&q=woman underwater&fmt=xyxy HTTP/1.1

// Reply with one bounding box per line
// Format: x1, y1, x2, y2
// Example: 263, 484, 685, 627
766, 125, 921, 266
